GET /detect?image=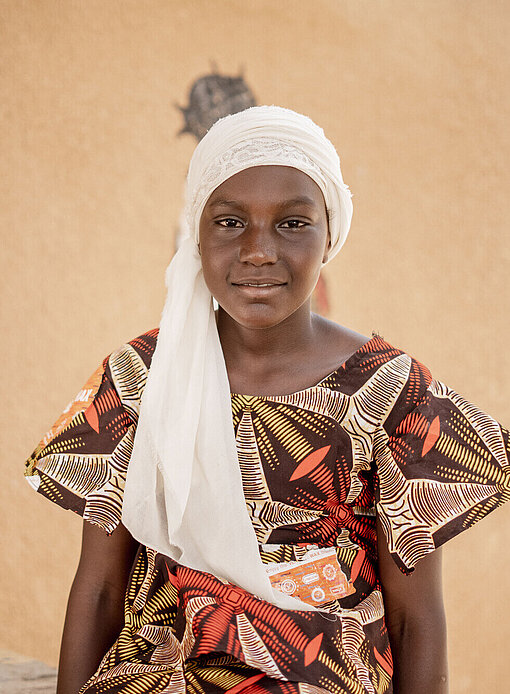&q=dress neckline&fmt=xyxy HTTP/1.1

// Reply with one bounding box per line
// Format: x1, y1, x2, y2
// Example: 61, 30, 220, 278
230, 333, 379, 399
